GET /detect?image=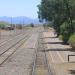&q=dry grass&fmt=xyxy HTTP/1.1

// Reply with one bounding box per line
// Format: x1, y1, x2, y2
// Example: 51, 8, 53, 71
35, 67, 48, 75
